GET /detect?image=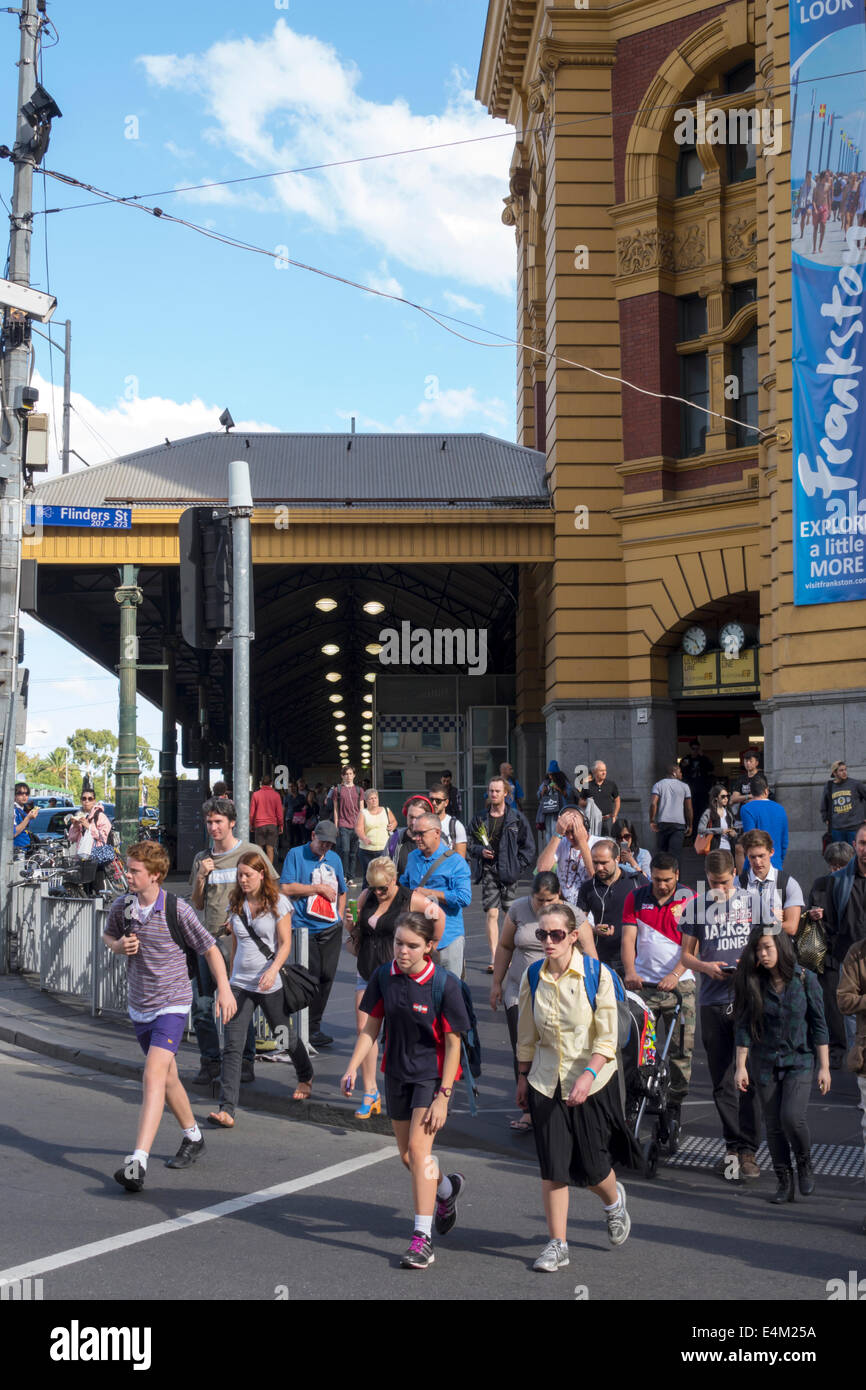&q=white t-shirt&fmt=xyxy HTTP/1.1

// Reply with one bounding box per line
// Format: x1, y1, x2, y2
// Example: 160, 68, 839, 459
439, 814, 467, 849
652, 778, 692, 824
230, 895, 293, 994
